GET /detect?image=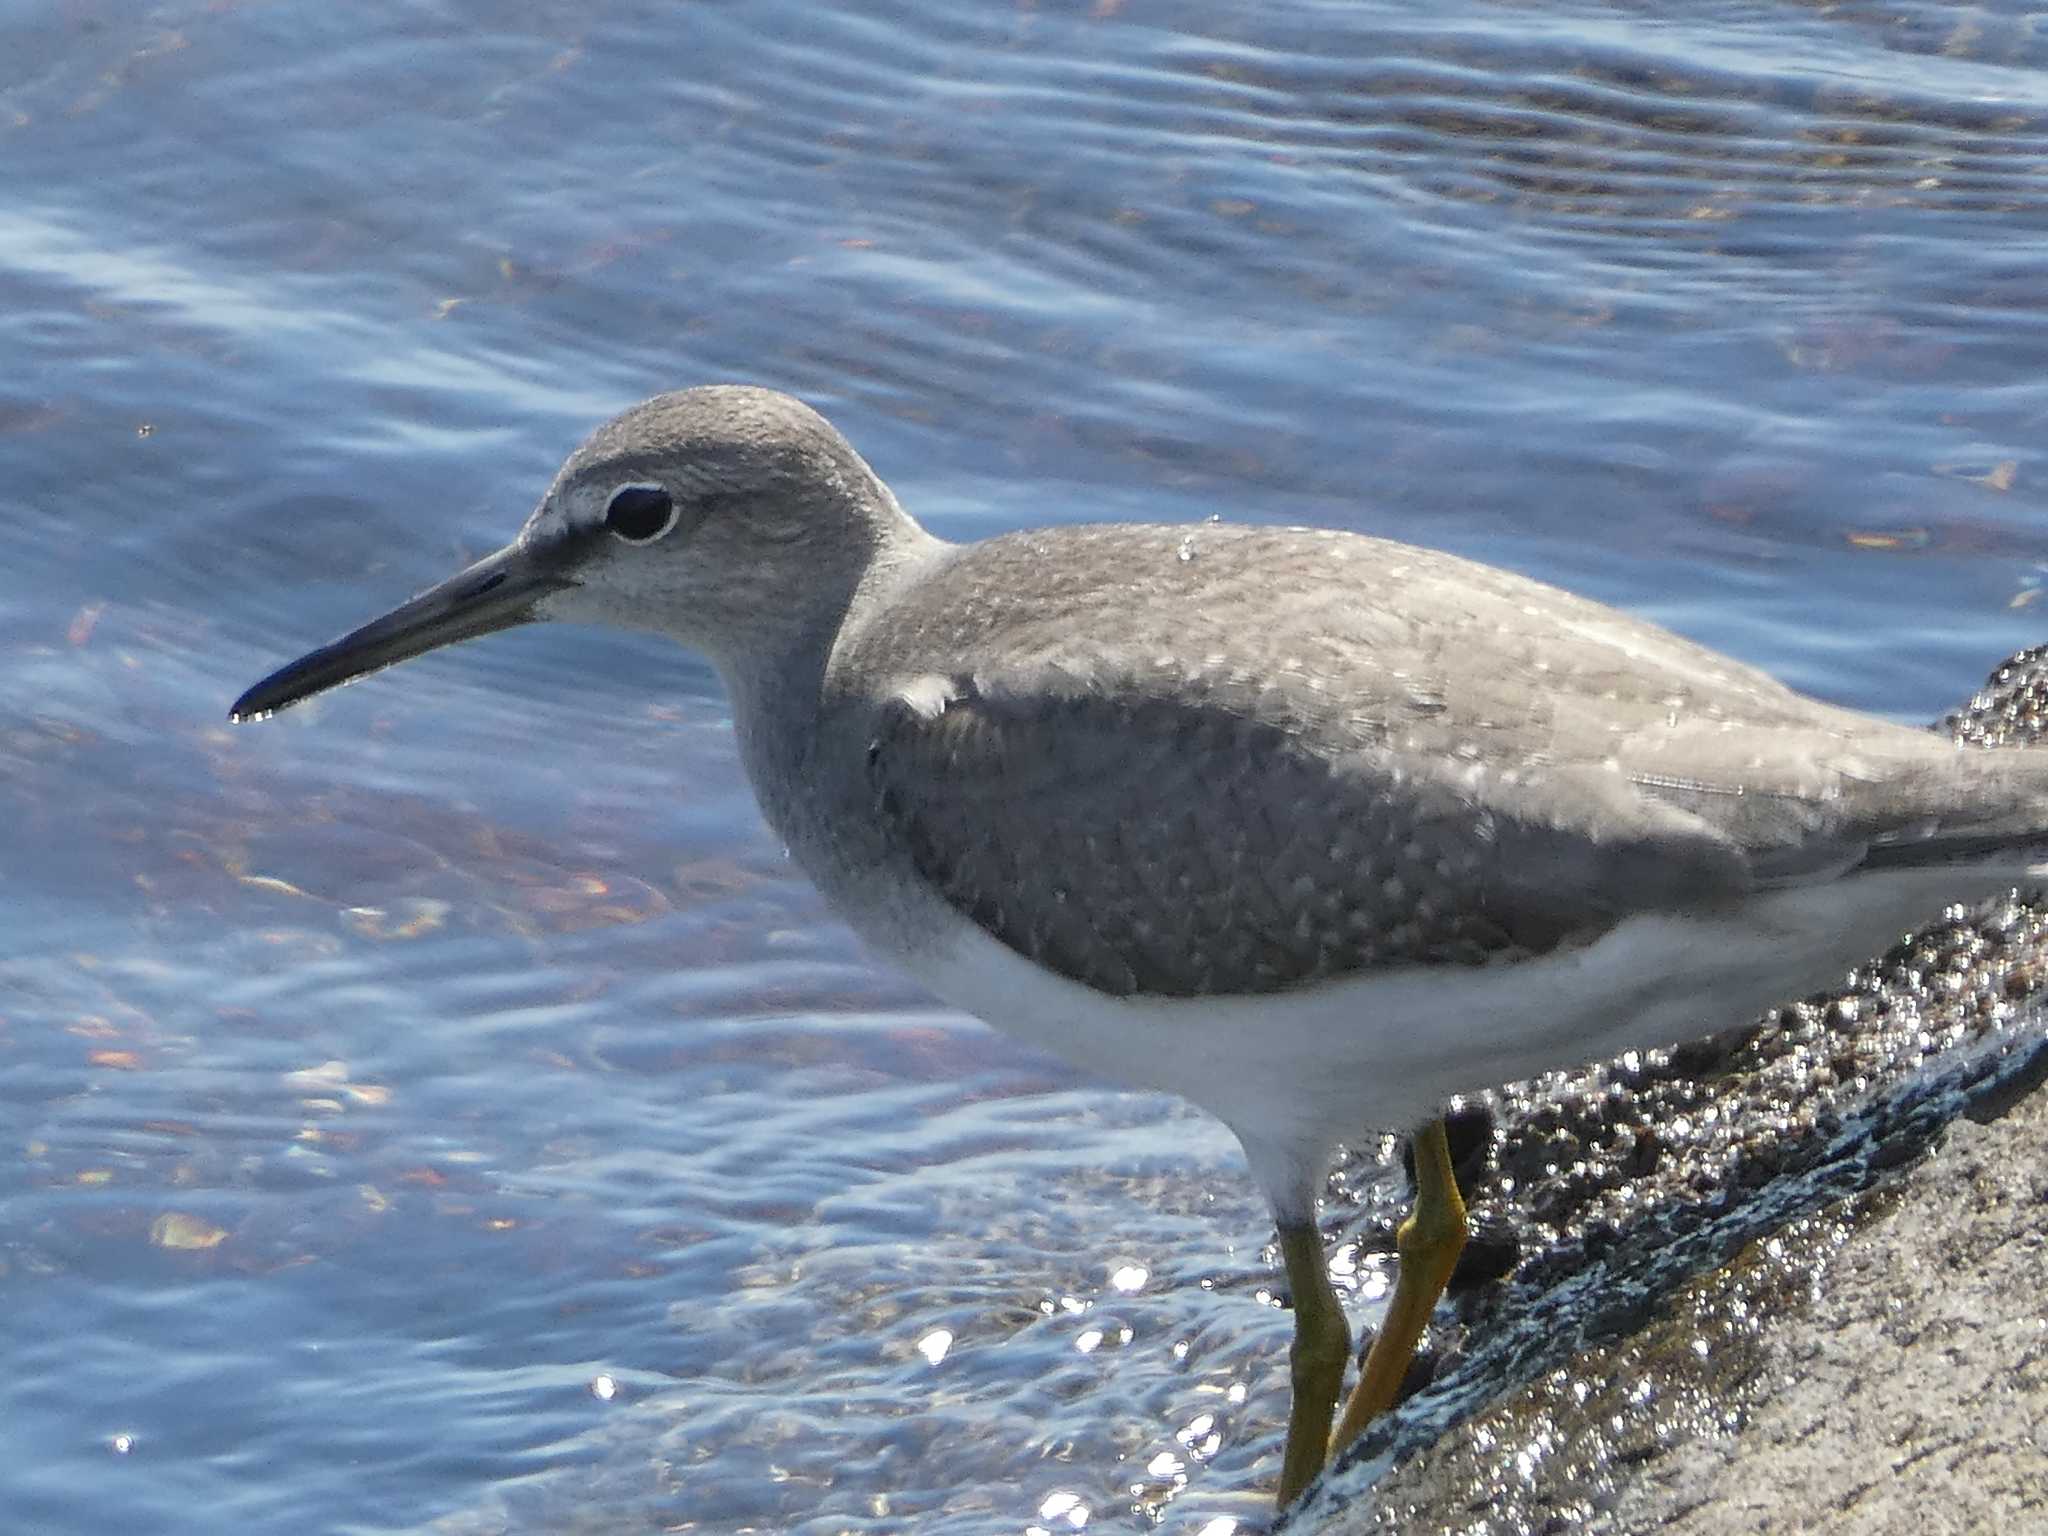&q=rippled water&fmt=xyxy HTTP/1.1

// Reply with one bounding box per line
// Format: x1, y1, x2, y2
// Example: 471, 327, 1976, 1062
4, 3, 2046, 1532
